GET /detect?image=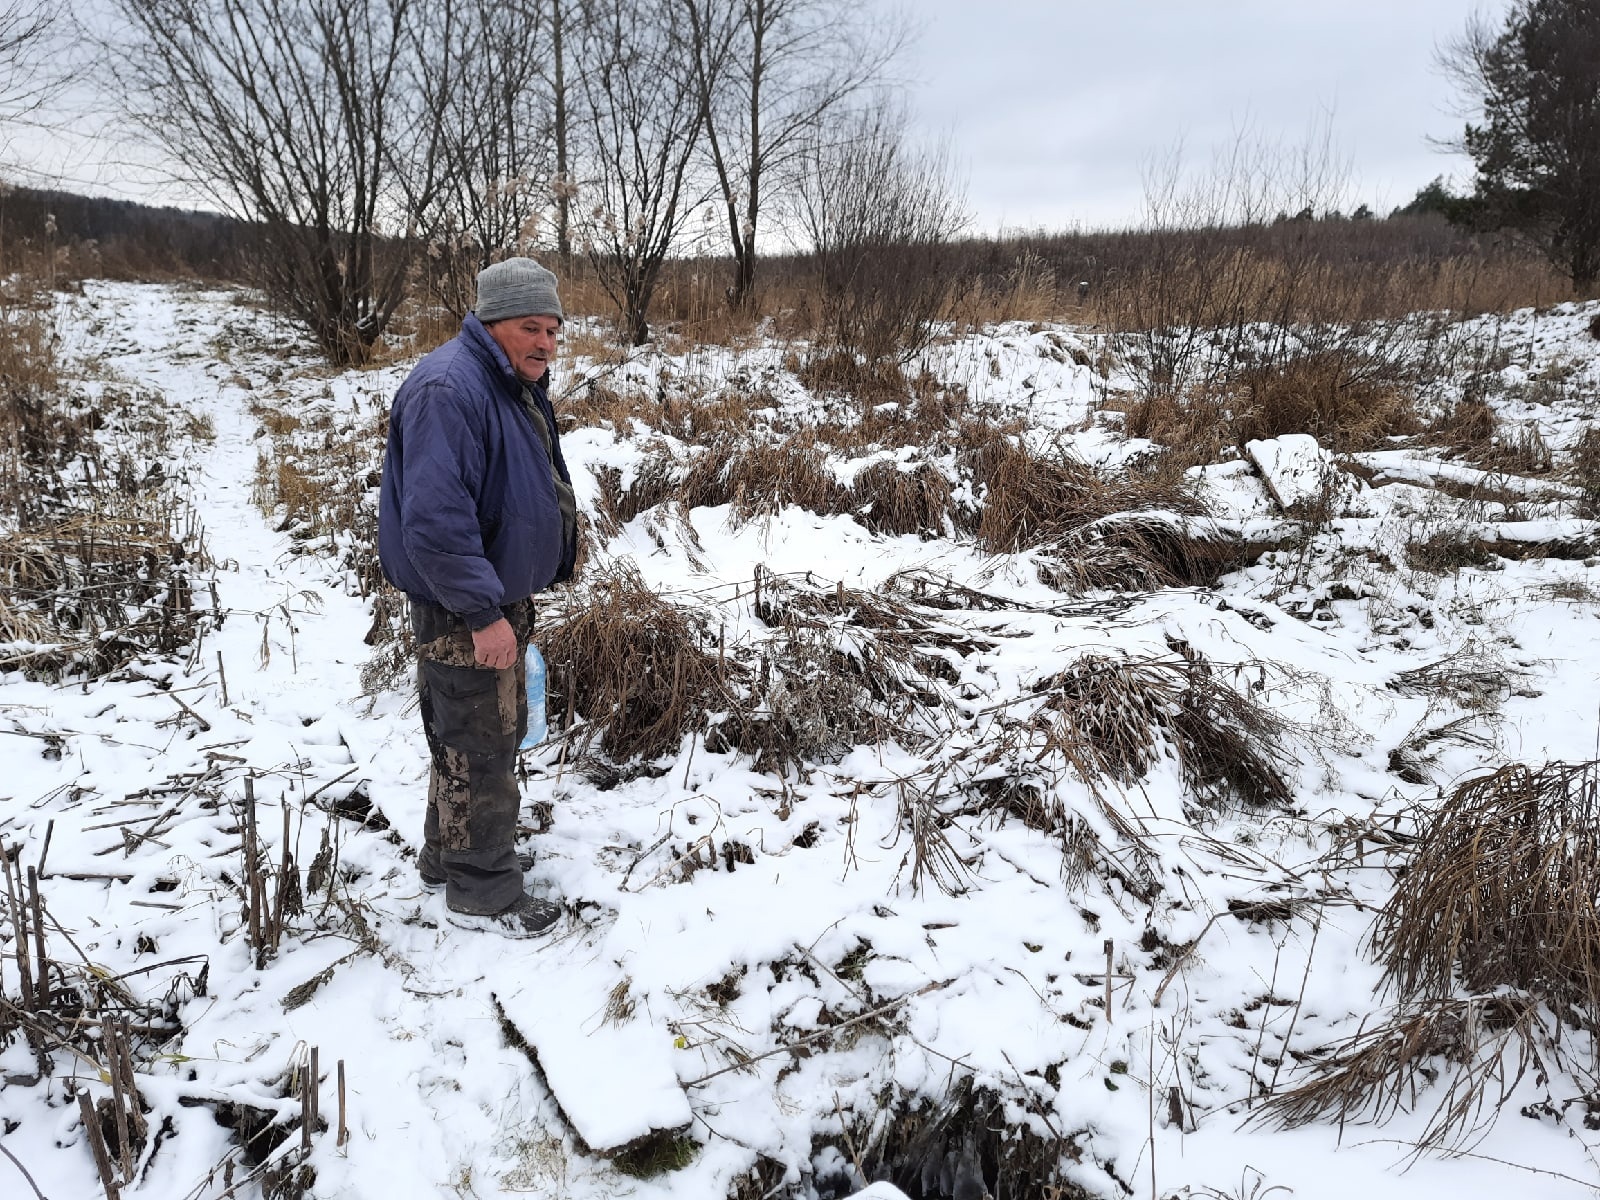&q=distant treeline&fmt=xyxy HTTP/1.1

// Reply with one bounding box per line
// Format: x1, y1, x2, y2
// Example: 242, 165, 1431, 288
0, 181, 1568, 330
0, 185, 260, 281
